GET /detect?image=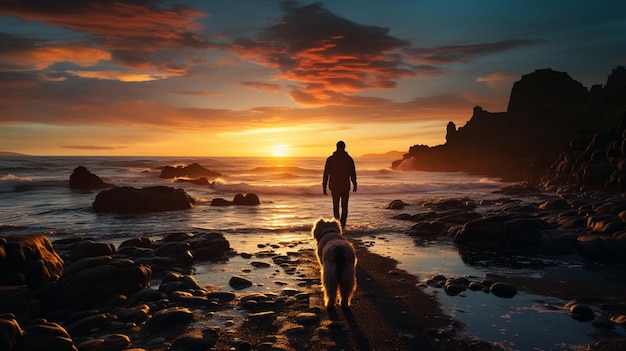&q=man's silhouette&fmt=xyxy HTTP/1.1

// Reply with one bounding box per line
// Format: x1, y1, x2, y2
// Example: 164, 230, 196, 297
323, 141, 357, 228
